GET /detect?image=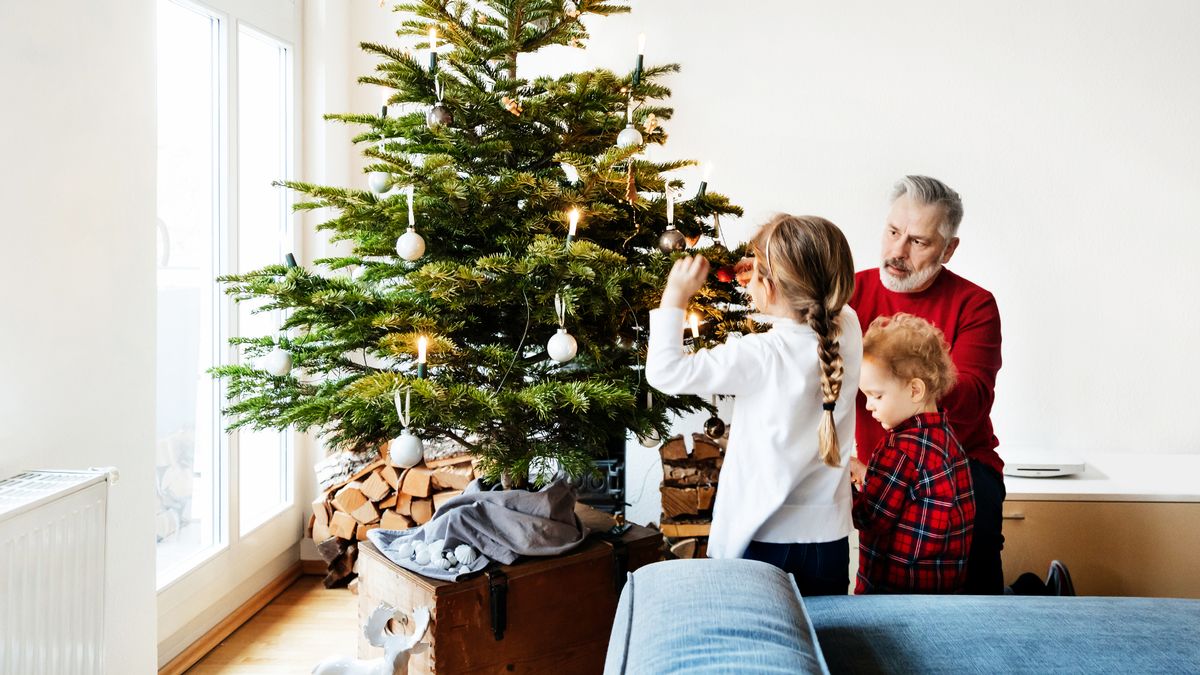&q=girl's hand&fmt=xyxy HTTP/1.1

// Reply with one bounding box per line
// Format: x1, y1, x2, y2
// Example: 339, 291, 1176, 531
660, 255, 710, 310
